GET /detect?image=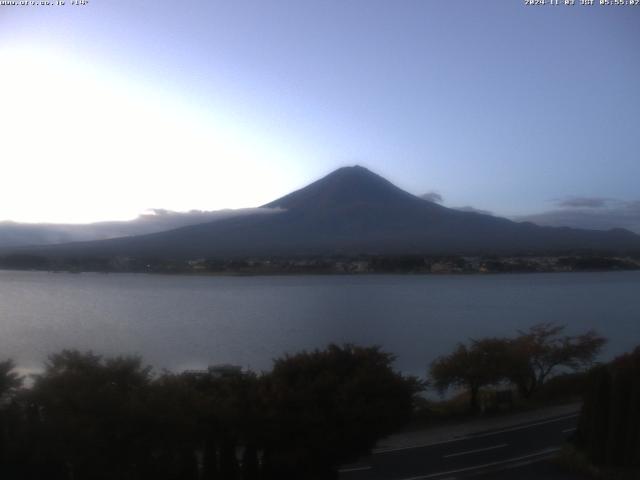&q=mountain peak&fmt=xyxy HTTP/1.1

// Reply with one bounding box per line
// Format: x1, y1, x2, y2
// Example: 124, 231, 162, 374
263, 166, 424, 211
334, 164, 369, 173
